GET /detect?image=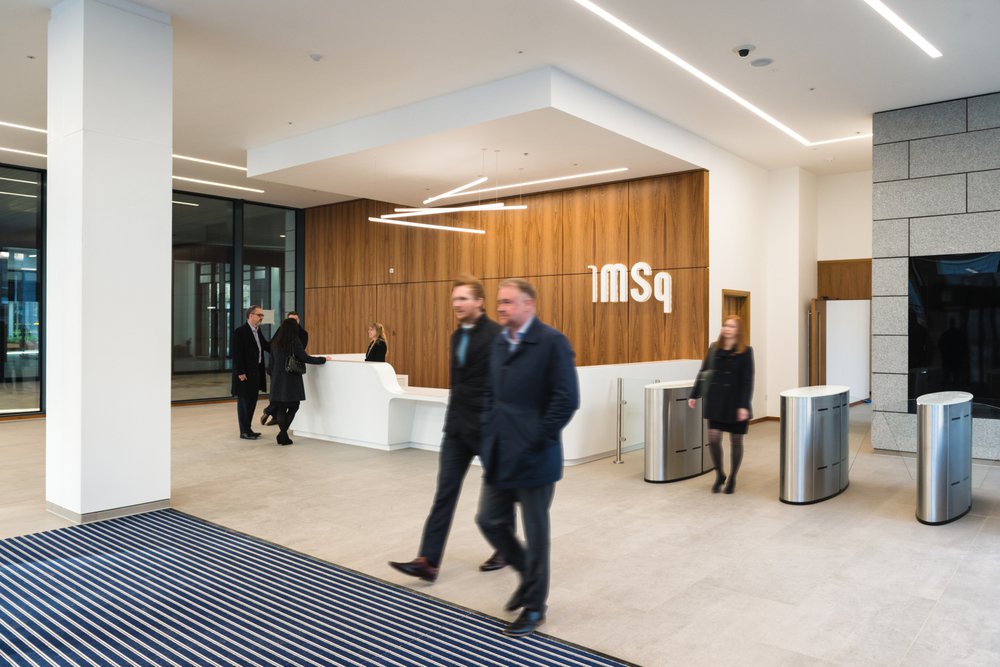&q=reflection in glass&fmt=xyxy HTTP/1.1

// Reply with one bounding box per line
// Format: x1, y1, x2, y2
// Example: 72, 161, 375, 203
243, 204, 295, 342
172, 195, 233, 401
0, 165, 42, 414
909, 253, 1000, 417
